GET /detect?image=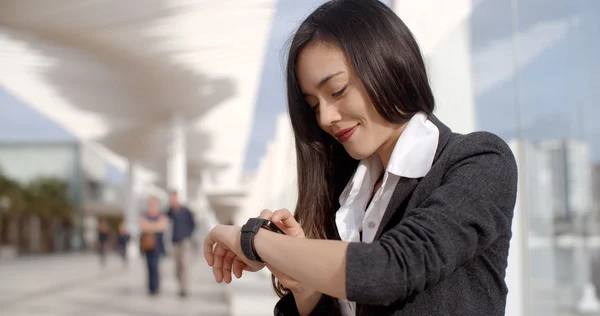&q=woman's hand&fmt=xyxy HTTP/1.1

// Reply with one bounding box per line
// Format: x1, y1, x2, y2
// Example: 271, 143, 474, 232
262, 208, 305, 238
259, 209, 309, 293
203, 208, 309, 287
260, 210, 311, 292
267, 262, 316, 297
203, 224, 265, 283
262, 209, 321, 315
